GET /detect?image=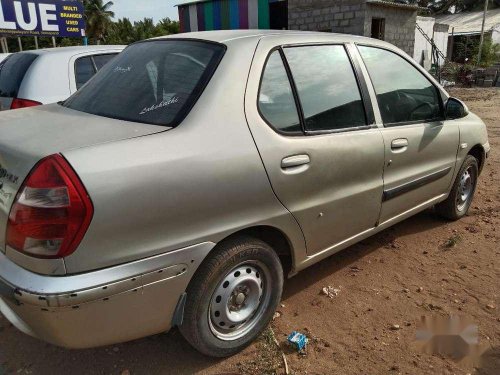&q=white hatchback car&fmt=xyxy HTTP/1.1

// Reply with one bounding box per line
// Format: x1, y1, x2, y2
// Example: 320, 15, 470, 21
0, 45, 124, 111
0, 53, 10, 64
